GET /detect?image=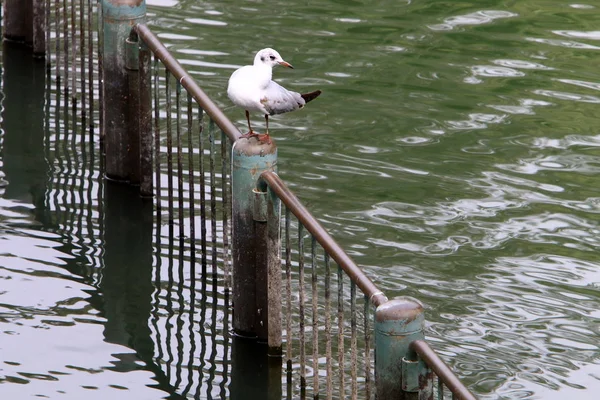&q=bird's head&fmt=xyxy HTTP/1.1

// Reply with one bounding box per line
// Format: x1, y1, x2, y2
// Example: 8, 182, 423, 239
254, 48, 294, 69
